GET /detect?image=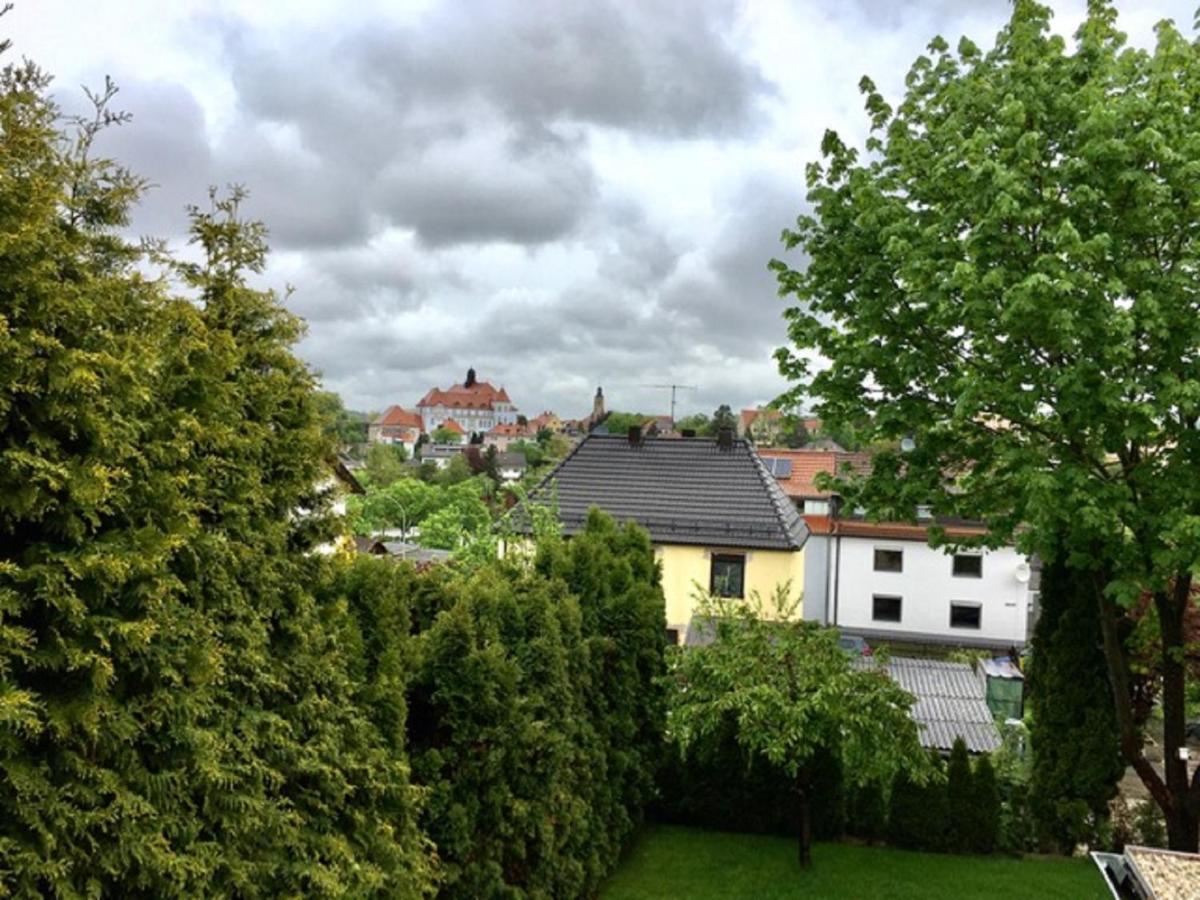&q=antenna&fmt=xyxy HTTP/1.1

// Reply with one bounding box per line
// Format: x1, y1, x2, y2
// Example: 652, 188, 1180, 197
639, 383, 698, 426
